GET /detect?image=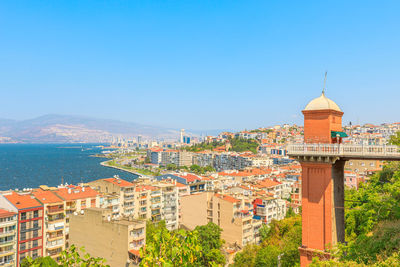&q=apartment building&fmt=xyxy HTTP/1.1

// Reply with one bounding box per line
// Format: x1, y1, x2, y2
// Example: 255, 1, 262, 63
149, 148, 163, 165
193, 152, 214, 167
254, 179, 284, 199
99, 194, 120, 218
178, 151, 193, 167
133, 182, 179, 230
2, 192, 44, 266
53, 185, 99, 247
253, 197, 286, 224
89, 177, 135, 217
181, 192, 262, 248
134, 185, 153, 221
159, 183, 179, 230
345, 159, 383, 175
32, 189, 65, 261
69, 208, 146, 267
344, 171, 360, 189
157, 173, 206, 194
0, 209, 17, 267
